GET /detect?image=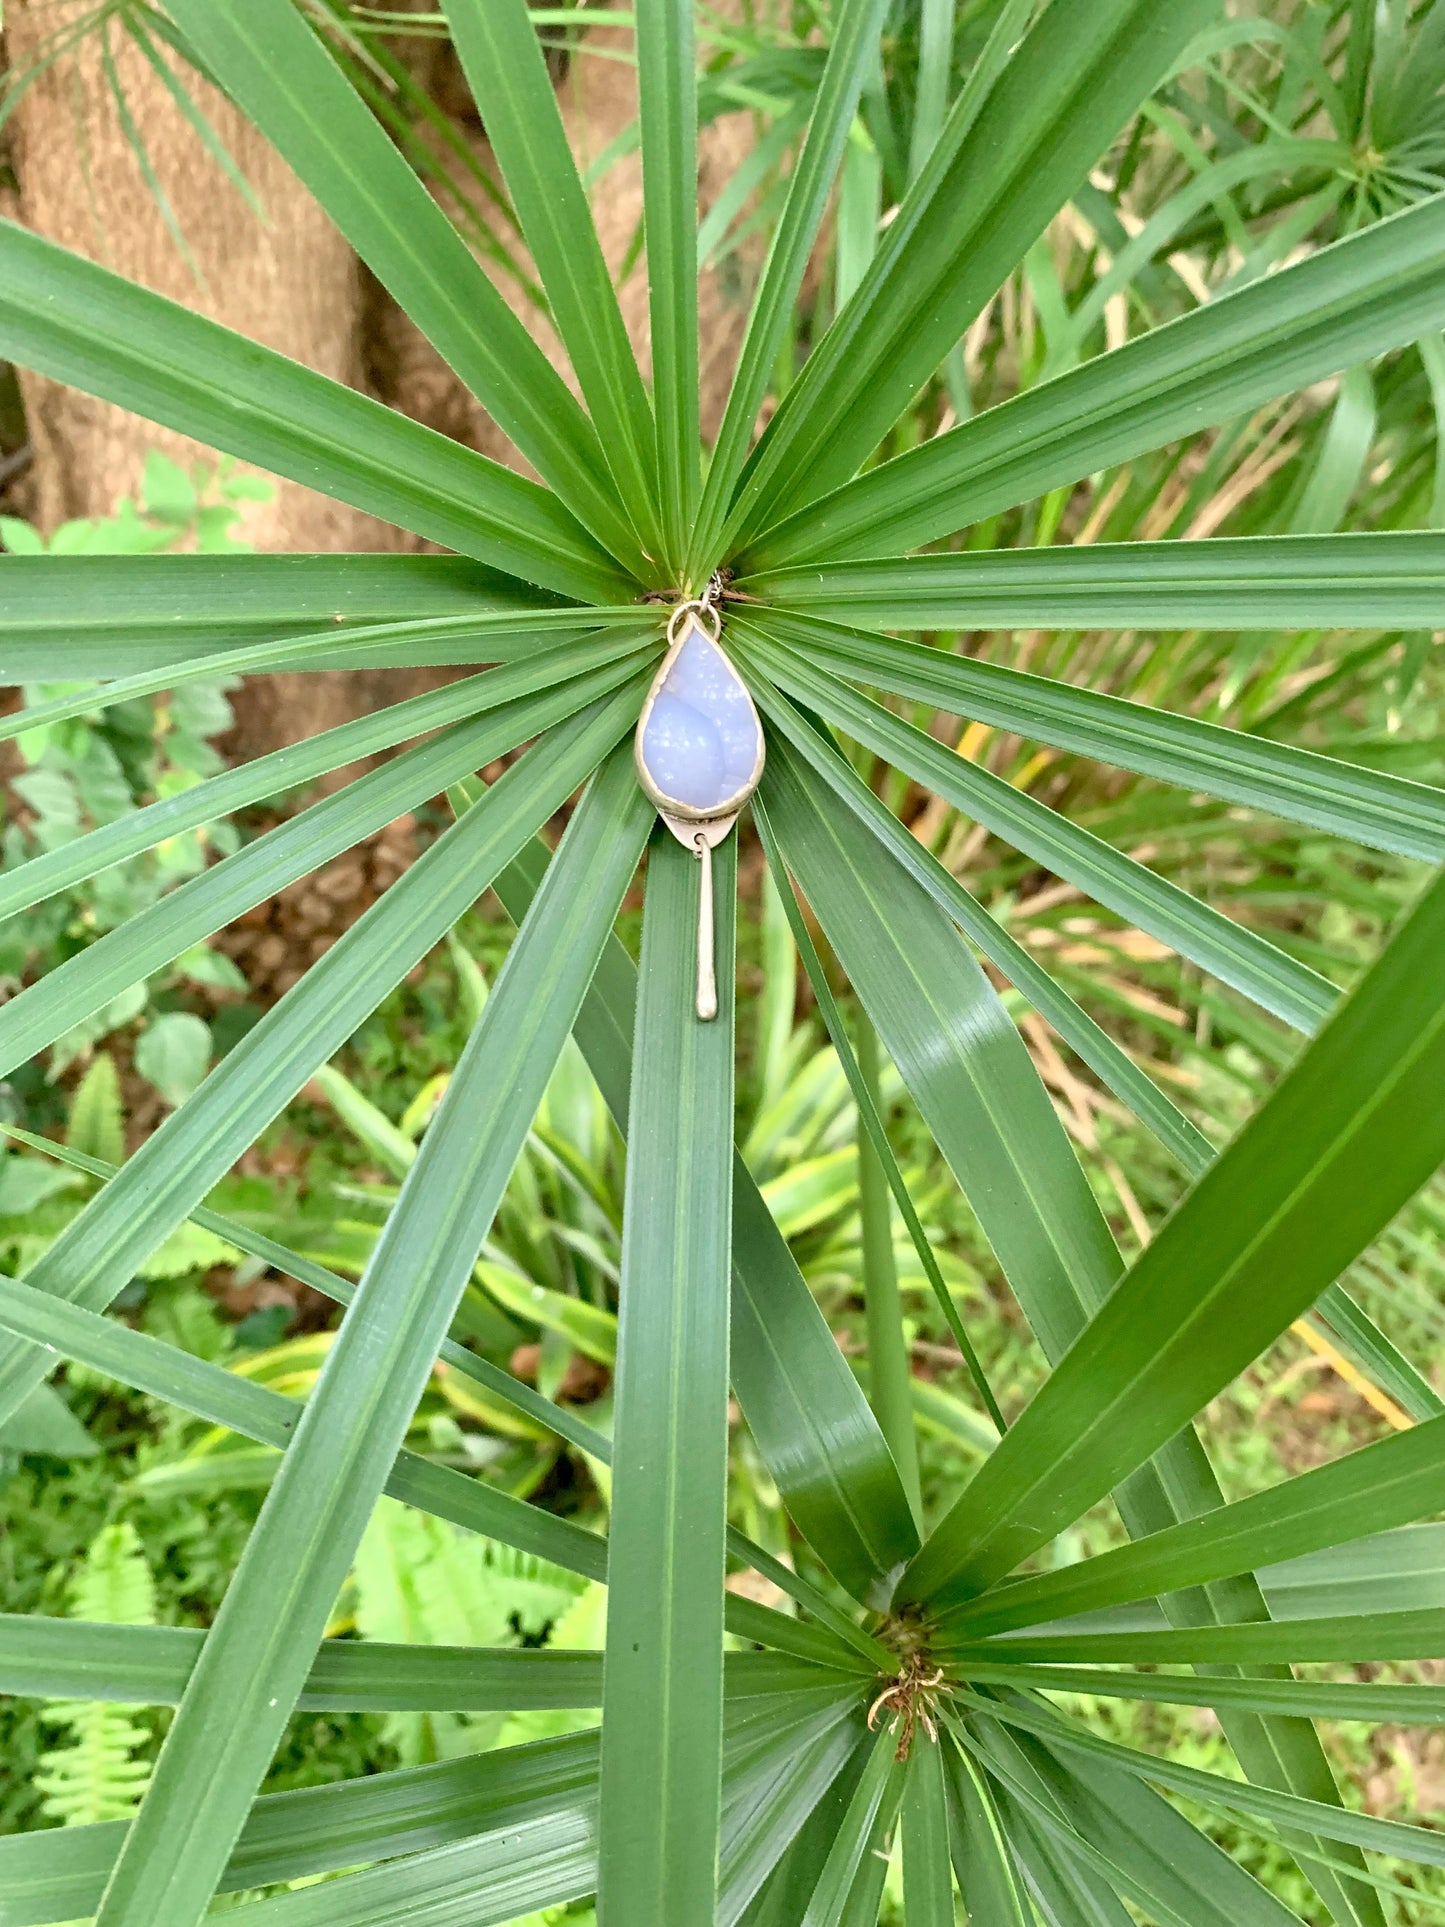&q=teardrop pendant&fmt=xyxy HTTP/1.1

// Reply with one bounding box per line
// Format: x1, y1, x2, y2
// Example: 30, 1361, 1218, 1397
635, 607, 765, 822
635, 602, 764, 1021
